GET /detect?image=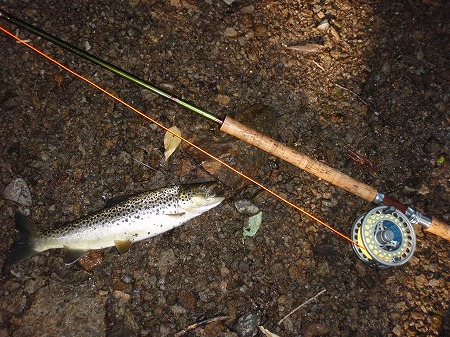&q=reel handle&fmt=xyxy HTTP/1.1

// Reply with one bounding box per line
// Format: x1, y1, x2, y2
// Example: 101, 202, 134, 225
426, 218, 450, 241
